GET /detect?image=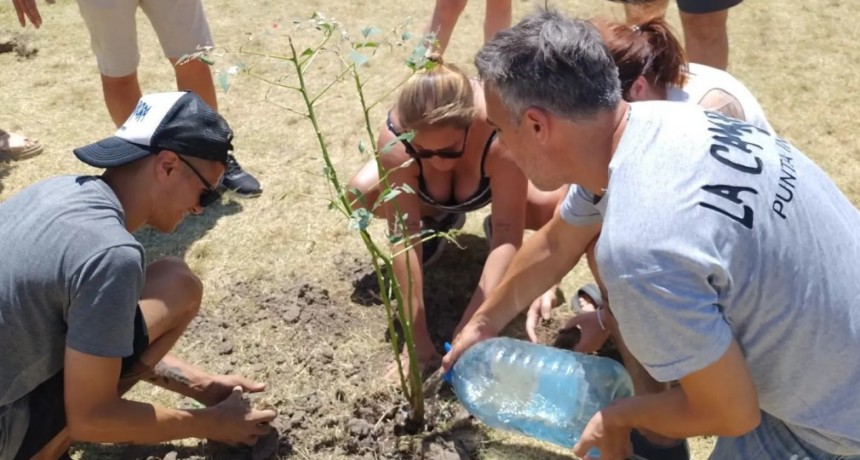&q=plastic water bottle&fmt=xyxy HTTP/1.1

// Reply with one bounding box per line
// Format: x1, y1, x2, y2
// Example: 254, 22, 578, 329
447, 337, 634, 451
